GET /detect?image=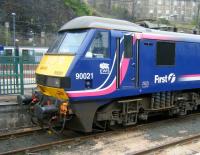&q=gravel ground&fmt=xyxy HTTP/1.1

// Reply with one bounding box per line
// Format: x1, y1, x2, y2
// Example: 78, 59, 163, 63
39, 114, 200, 155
